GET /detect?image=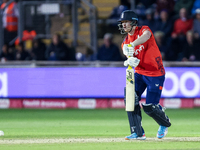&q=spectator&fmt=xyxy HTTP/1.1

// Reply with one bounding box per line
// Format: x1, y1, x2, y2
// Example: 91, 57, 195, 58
109, 4, 128, 27
182, 30, 200, 61
142, 8, 158, 33
120, 0, 131, 9
0, 43, 14, 61
31, 38, 46, 60
0, 0, 19, 44
155, 9, 173, 38
193, 8, 200, 39
135, 0, 156, 9
97, 33, 123, 61
46, 33, 75, 61
191, 0, 200, 15
76, 48, 96, 61
15, 41, 31, 60
172, 8, 193, 38
109, 5, 128, 20
154, 31, 169, 60
171, 8, 193, 60
135, 3, 146, 25
171, 7, 193, 38
156, 0, 175, 16
174, 0, 194, 16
